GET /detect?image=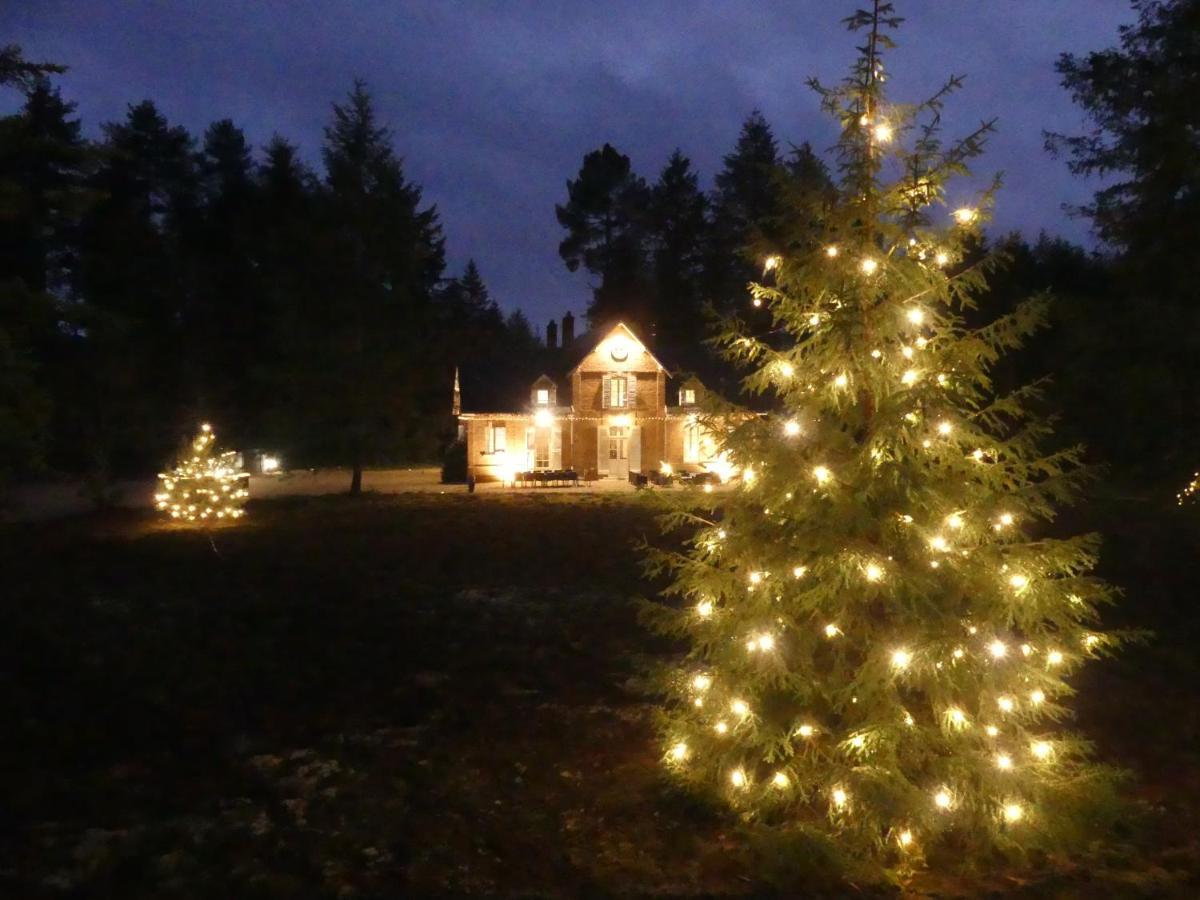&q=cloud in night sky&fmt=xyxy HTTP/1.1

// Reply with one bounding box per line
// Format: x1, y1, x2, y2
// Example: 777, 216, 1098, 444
3, 1, 1135, 328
